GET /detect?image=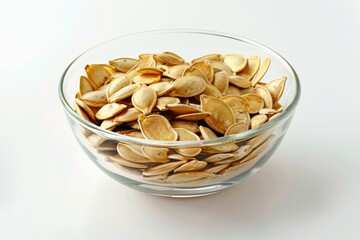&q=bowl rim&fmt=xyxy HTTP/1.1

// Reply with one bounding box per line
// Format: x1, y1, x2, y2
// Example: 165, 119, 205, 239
58, 29, 301, 148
